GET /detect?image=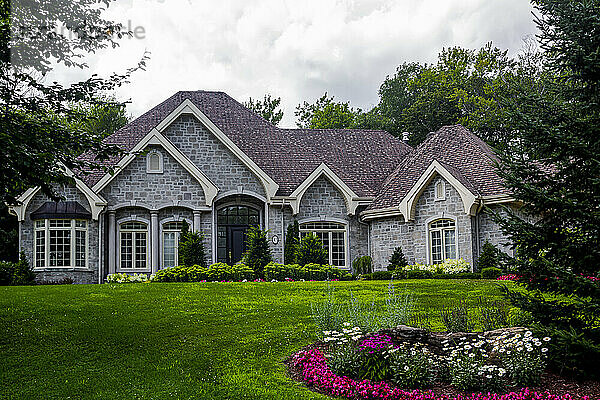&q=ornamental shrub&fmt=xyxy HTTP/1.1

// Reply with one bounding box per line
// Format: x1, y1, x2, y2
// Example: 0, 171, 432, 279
387, 247, 407, 272
151, 263, 254, 282
296, 233, 327, 266
106, 273, 149, 283
362, 271, 393, 281
478, 241, 500, 270
178, 221, 207, 268
388, 343, 436, 389
283, 220, 300, 264
0, 252, 35, 285
406, 270, 433, 279
352, 255, 373, 275
481, 267, 502, 279
242, 226, 273, 277
263, 262, 349, 281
